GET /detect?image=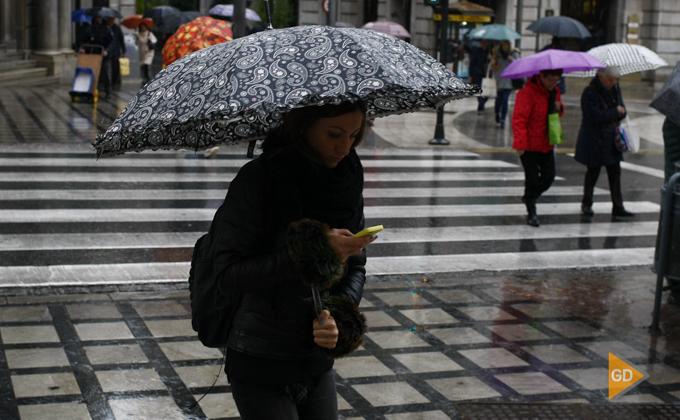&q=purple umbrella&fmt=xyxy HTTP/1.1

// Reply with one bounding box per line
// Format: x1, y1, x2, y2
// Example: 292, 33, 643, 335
500, 49, 605, 79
